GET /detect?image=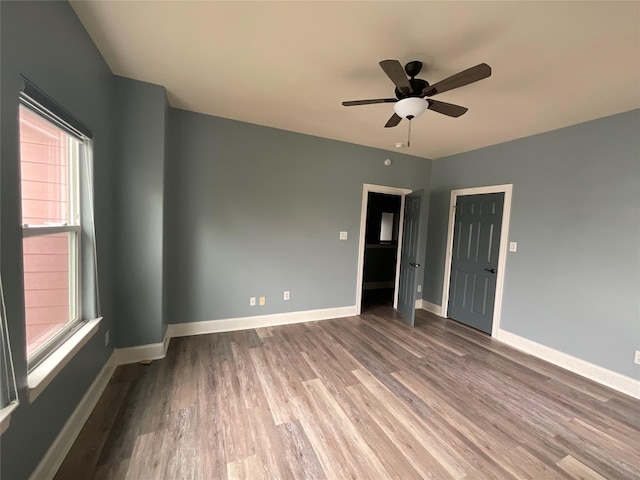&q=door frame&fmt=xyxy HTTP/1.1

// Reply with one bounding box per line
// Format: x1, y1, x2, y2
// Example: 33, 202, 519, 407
356, 183, 412, 315
441, 184, 513, 338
